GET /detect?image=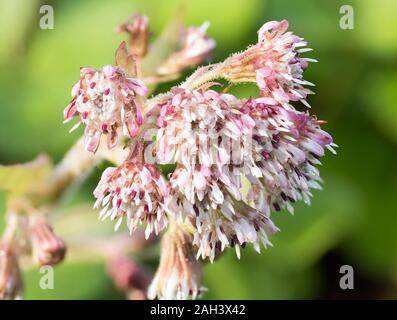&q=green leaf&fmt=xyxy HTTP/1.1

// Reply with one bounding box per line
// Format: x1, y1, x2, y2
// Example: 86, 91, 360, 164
0, 154, 53, 196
